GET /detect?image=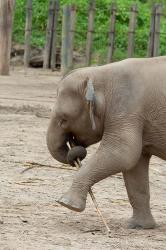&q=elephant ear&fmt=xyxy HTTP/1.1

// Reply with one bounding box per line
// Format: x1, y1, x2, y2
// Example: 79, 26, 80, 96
85, 78, 96, 130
